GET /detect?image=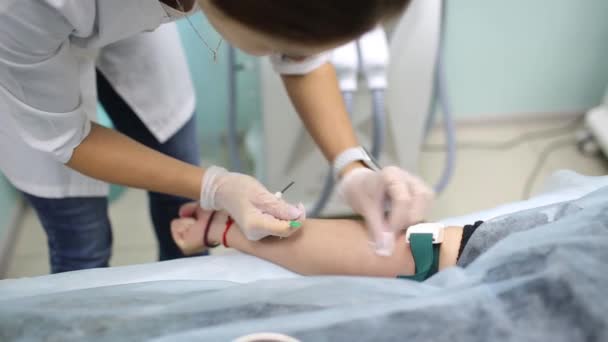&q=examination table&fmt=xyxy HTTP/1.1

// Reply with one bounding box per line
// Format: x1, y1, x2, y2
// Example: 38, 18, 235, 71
1, 170, 607, 341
